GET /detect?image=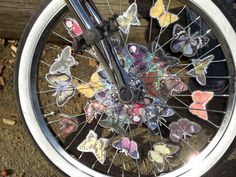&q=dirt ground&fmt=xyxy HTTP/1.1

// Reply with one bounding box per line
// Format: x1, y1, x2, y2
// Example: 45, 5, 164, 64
0, 39, 236, 177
